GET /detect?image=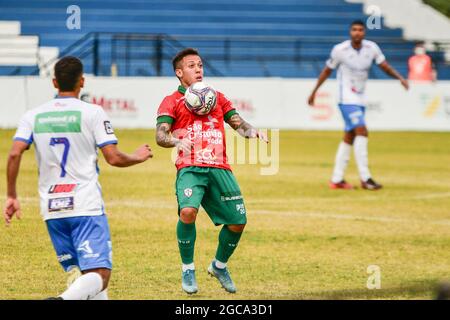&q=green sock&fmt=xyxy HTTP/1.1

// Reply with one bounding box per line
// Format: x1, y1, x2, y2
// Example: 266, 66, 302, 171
177, 220, 196, 264
215, 226, 243, 264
